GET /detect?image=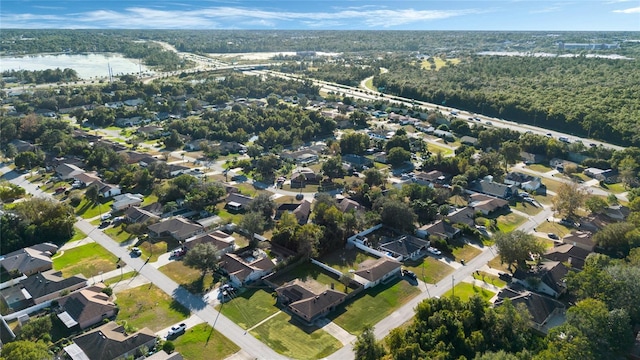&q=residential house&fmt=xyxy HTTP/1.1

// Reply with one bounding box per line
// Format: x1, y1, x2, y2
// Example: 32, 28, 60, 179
544, 244, 591, 271
378, 235, 430, 261
214, 141, 246, 154
115, 117, 143, 127
337, 196, 366, 214
73, 172, 102, 187
414, 122, 431, 133
512, 261, 569, 298
352, 257, 402, 289
414, 170, 449, 186
603, 204, 630, 221
220, 250, 275, 288
494, 287, 566, 334
584, 167, 618, 183
446, 206, 476, 227
225, 193, 254, 212
9, 139, 36, 153
120, 151, 150, 165
111, 193, 144, 211
373, 152, 388, 164
520, 152, 546, 165
368, 129, 394, 140
290, 168, 320, 188
184, 231, 235, 255
460, 136, 478, 146
275, 280, 346, 324
281, 149, 319, 165
146, 351, 184, 360
2, 271, 86, 312
124, 98, 144, 107
274, 201, 311, 225
147, 217, 204, 241
96, 183, 121, 198
417, 220, 461, 240
194, 215, 223, 230
342, 154, 374, 169
549, 158, 579, 173
63, 321, 157, 360
433, 129, 454, 140
56, 283, 117, 330
504, 172, 543, 192
468, 193, 509, 215
0, 243, 58, 277
168, 164, 190, 177
468, 176, 517, 199
562, 230, 595, 252
294, 153, 320, 166
184, 139, 211, 151
123, 206, 160, 224
56, 163, 85, 180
